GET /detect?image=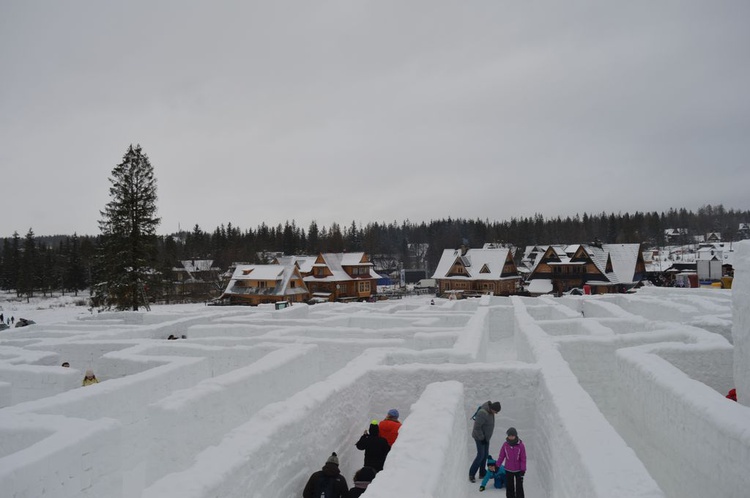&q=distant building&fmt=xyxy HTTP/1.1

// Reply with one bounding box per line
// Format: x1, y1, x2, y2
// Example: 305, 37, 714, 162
302, 252, 381, 302
432, 247, 521, 297
171, 260, 222, 301
220, 264, 309, 305
525, 243, 646, 295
